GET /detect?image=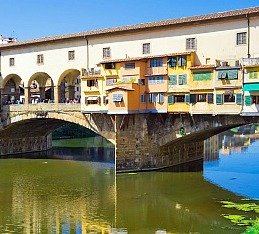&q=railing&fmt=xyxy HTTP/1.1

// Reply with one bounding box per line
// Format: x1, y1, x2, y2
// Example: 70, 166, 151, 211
2, 103, 81, 112
241, 57, 259, 66
84, 86, 100, 92
146, 66, 167, 76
